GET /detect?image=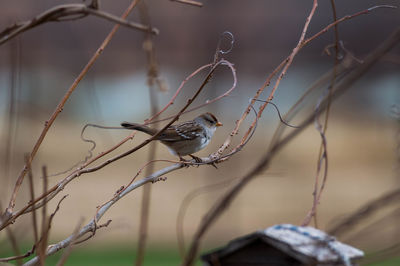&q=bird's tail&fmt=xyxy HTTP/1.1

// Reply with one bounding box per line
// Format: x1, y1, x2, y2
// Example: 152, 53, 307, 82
121, 122, 157, 136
